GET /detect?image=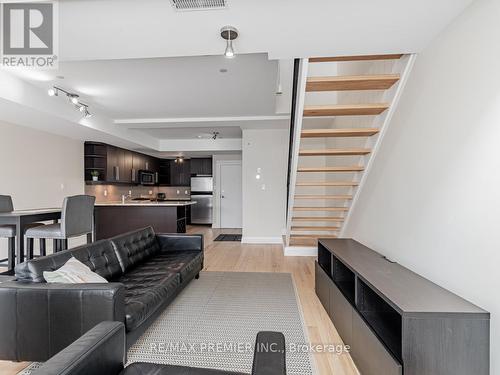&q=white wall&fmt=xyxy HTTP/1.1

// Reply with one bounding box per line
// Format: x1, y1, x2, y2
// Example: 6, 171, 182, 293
0, 121, 85, 258
344, 0, 500, 372
241, 128, 288, 243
